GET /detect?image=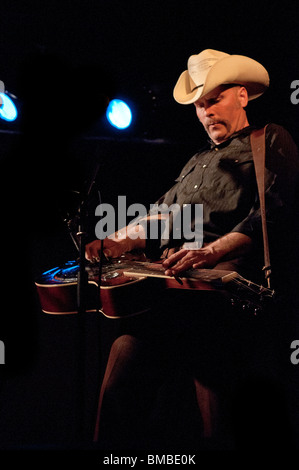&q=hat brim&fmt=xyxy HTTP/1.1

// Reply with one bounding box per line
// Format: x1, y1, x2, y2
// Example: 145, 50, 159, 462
173, 54, 269, 105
